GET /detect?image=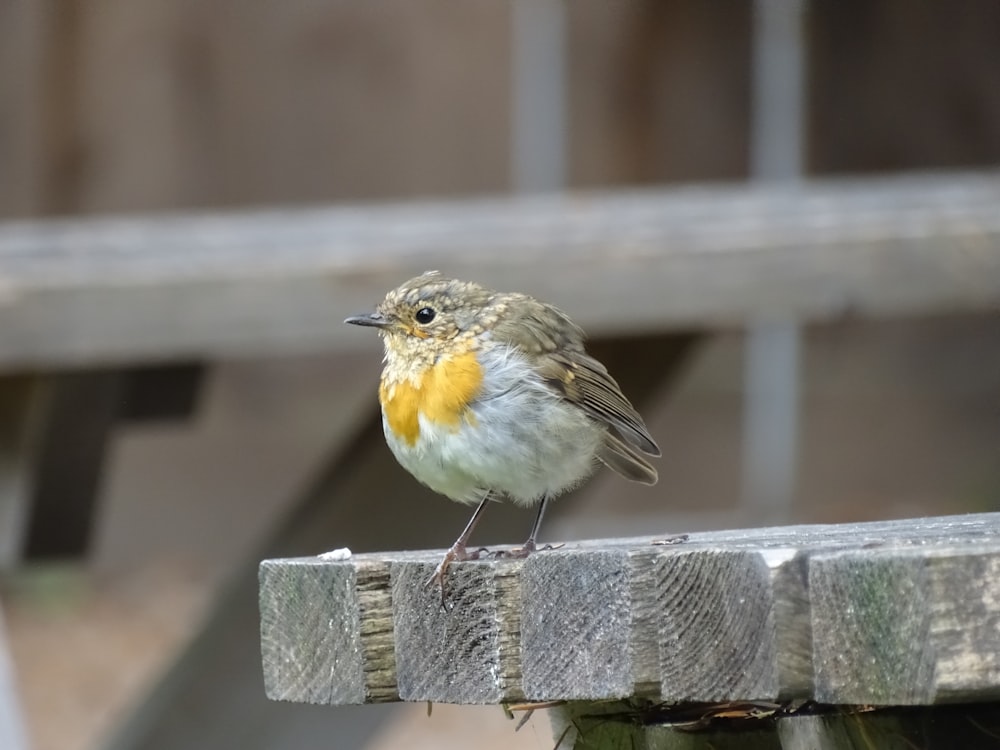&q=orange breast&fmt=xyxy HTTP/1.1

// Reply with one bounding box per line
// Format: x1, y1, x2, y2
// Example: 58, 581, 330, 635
379, 350, 484, 447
